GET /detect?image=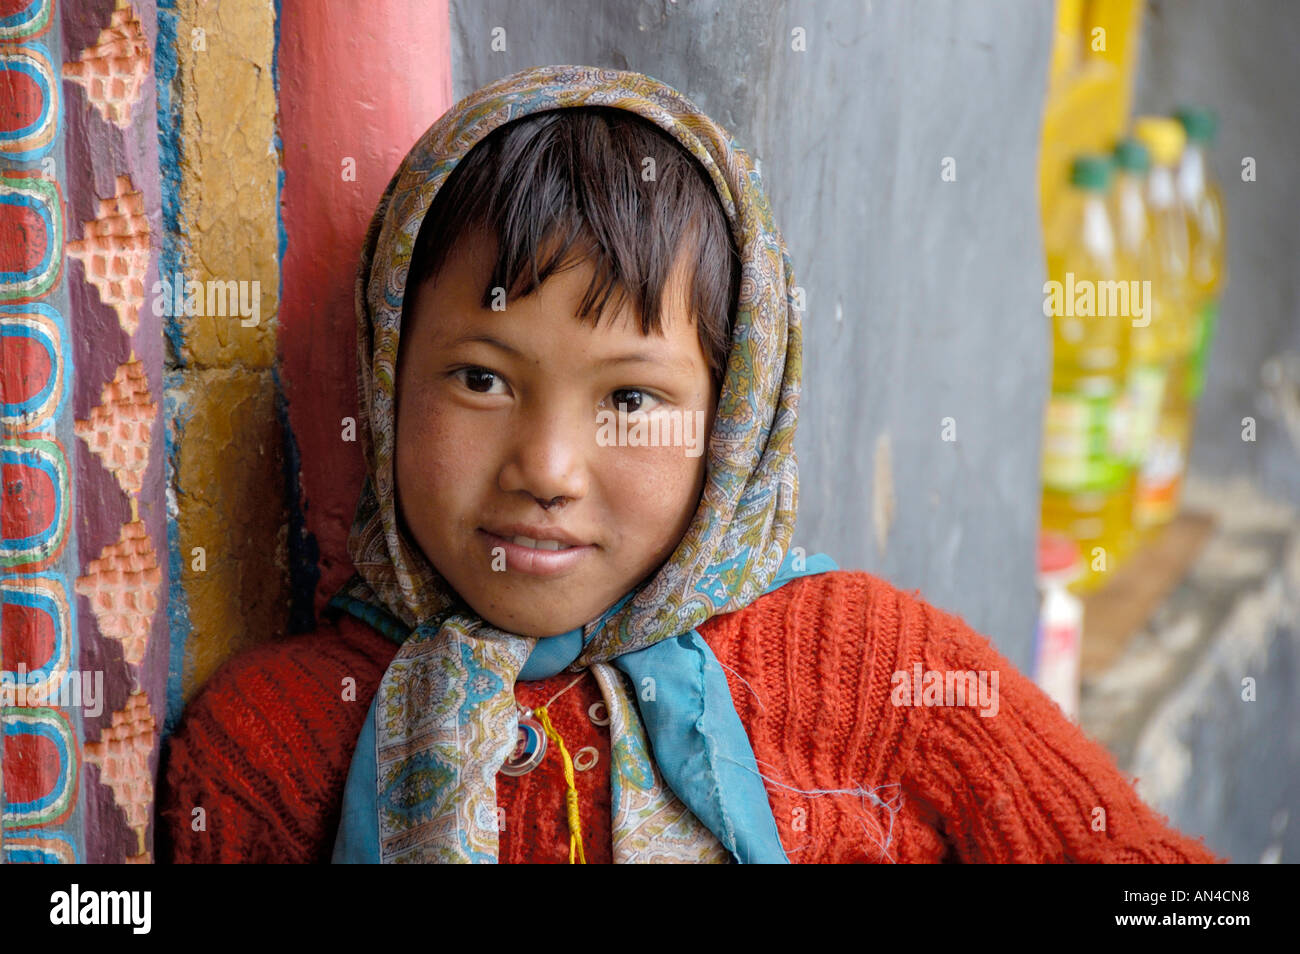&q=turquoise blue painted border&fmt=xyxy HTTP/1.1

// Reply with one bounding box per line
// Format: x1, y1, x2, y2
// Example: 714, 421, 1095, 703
158, 0, 191, 739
